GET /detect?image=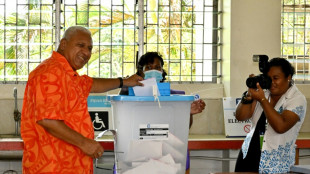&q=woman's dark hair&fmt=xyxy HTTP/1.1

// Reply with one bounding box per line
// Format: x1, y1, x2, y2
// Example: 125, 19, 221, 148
136, 52, 167, 82
268, 58, 295, 78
